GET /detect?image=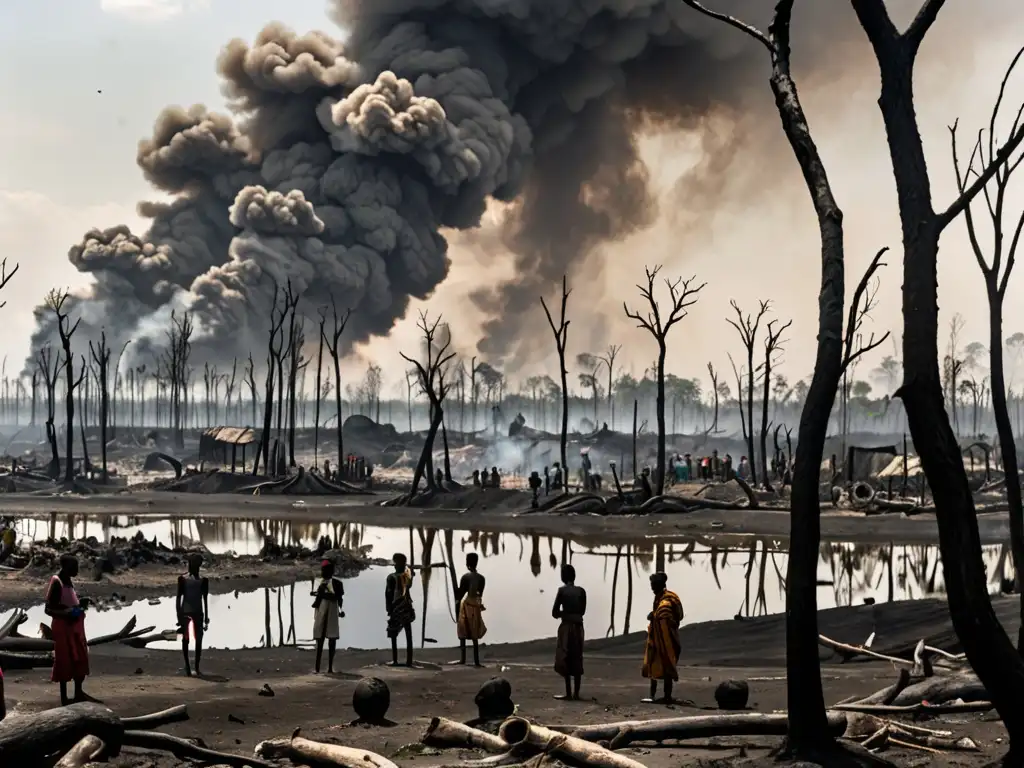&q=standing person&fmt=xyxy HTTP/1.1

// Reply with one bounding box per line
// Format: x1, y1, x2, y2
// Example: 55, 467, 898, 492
551, 564, 587, 701
641, 572, 683, 704
46, 554, 92, 705
175, 553, 210, 677
311, 559, 345, 674
385, 553, 416, 667
456, 553, 487, 666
